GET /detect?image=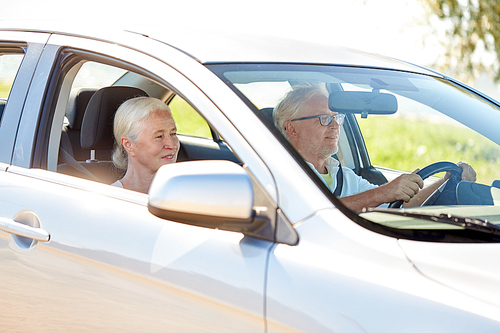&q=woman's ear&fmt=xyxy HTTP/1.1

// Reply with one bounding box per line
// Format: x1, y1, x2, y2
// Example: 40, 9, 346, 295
121, 136, 135, 156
